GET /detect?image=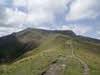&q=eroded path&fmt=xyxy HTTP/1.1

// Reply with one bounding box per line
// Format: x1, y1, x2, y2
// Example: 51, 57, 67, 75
41, 43, 90, 75
41, 62, 66, 75
70, 45, 90, 75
